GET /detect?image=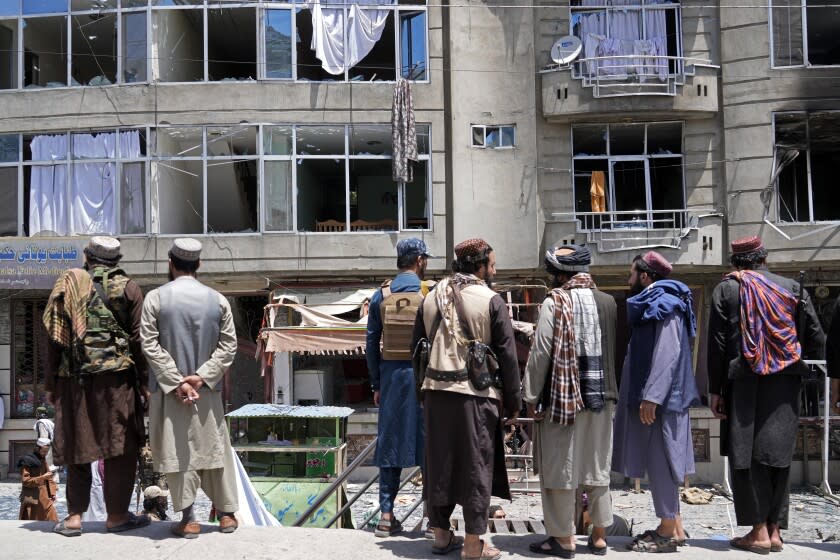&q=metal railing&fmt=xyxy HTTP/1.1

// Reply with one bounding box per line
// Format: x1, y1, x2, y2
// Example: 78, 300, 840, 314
558, 54, 717, 98
293, 436, 378, 527
801, 360, 838, 503
550, 208, 714, 252
293, 436, 425, 529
